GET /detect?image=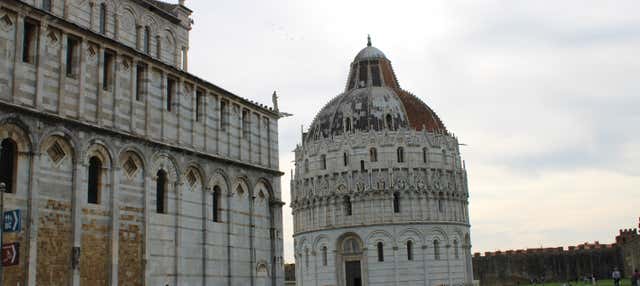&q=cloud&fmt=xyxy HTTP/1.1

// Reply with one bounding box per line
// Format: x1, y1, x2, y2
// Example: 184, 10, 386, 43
182, 0, 640, 262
